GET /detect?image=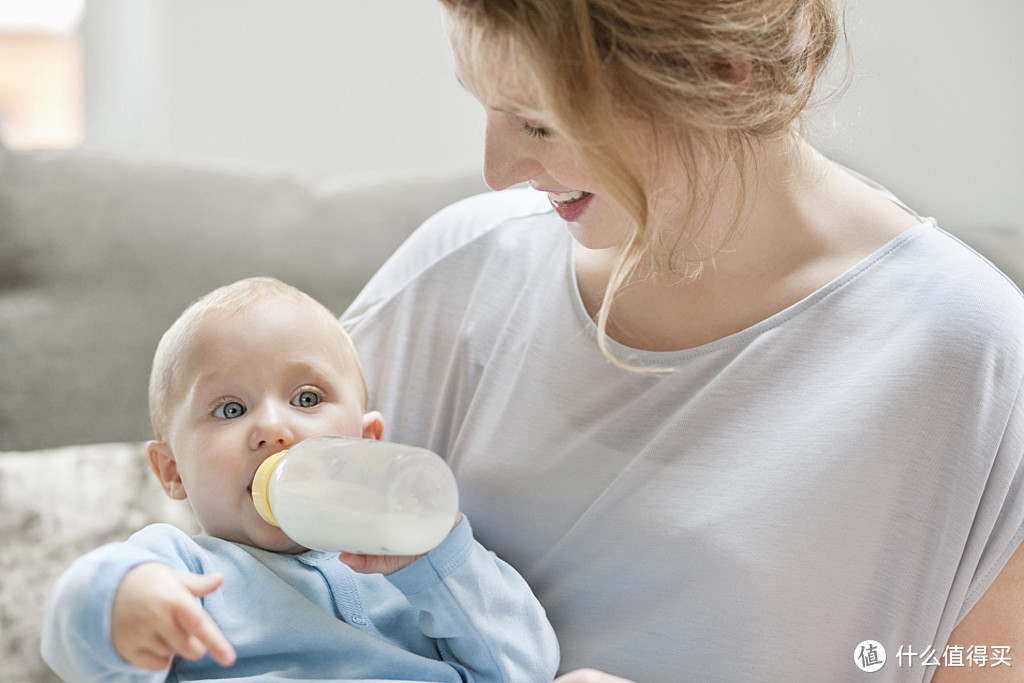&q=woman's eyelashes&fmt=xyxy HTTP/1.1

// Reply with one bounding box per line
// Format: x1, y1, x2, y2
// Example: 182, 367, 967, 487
519, 119, 551, 139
